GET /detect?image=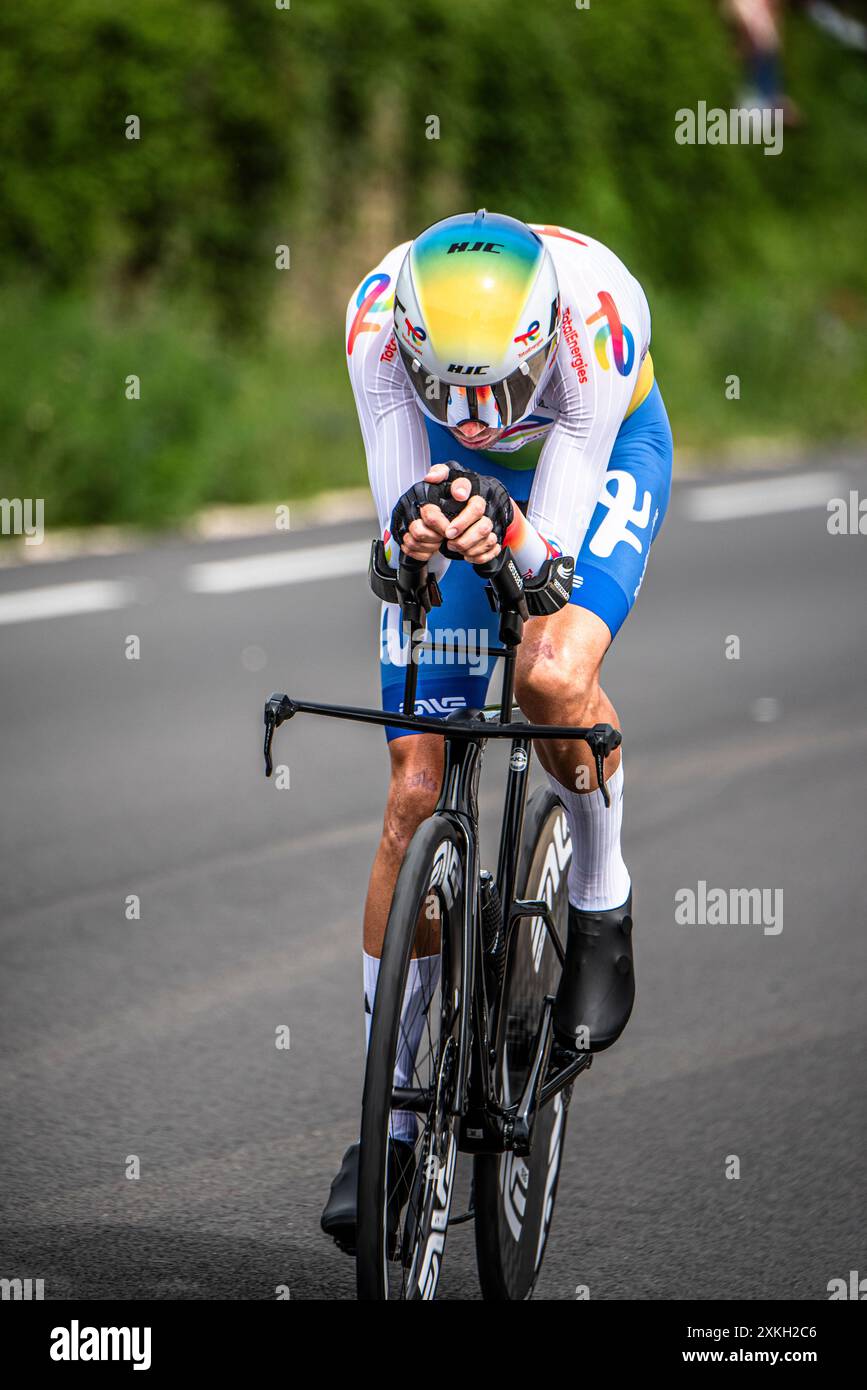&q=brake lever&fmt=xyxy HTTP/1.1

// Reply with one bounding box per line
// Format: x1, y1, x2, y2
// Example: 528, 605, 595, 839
263, 693, 297, 777
583, 724, 622, 807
